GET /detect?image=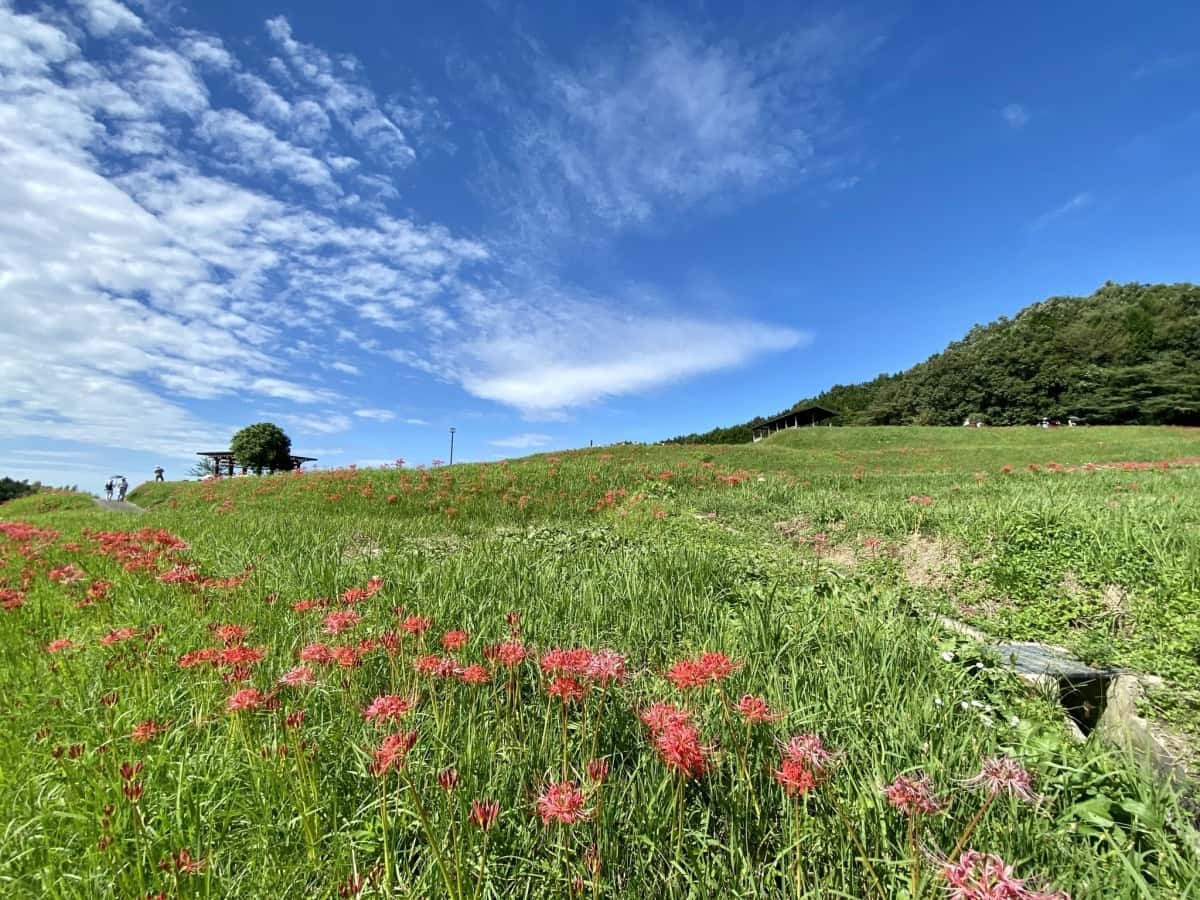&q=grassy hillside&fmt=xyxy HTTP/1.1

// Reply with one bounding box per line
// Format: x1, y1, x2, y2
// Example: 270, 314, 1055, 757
670, 282, 1200, 442
2, 428, 1199, 897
